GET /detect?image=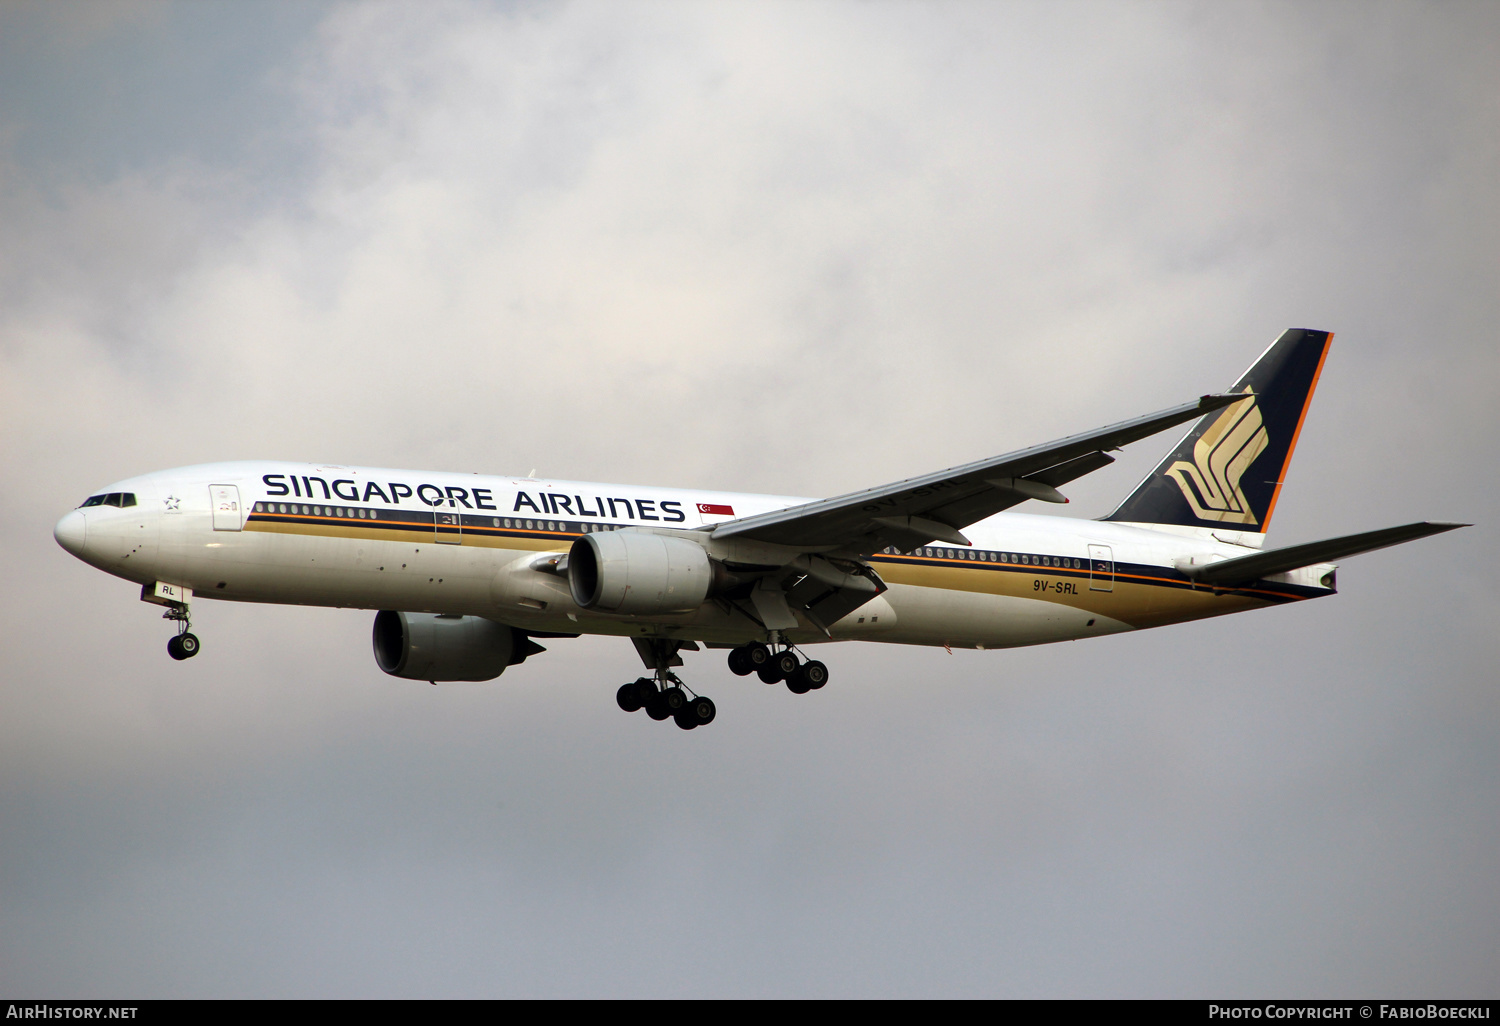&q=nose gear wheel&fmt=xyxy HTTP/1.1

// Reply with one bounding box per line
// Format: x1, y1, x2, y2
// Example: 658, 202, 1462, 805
162, 605, 200, 660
